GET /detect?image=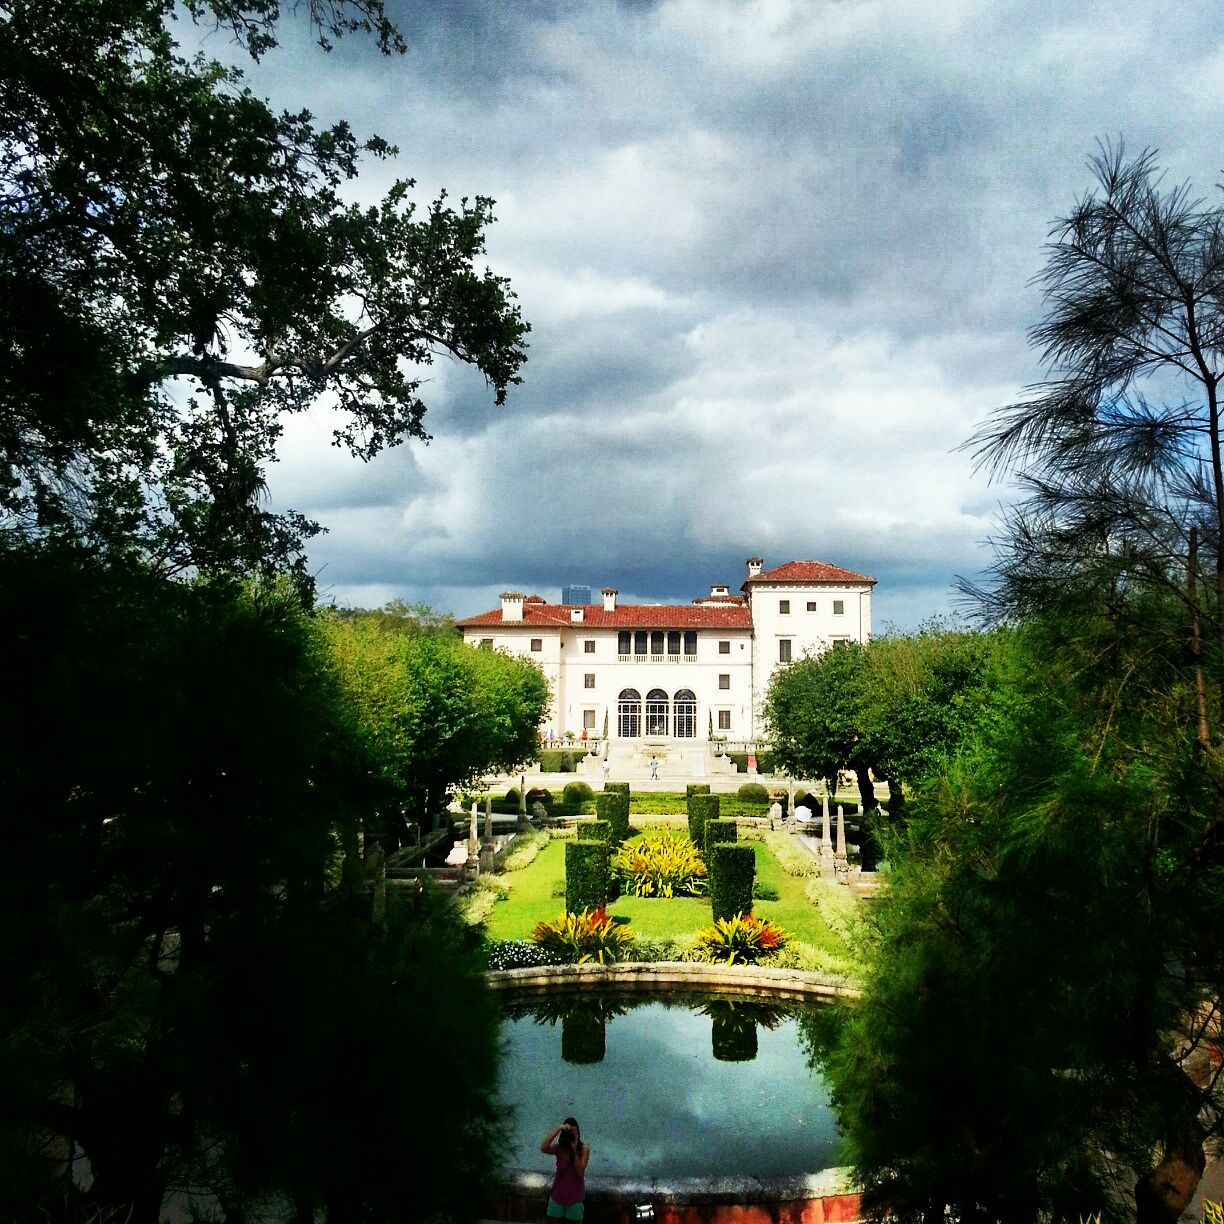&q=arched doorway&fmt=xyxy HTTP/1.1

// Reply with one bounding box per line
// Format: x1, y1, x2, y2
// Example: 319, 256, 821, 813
618, 688, 641, 738
673, 689, 697, 738
645, 688, 669, 737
